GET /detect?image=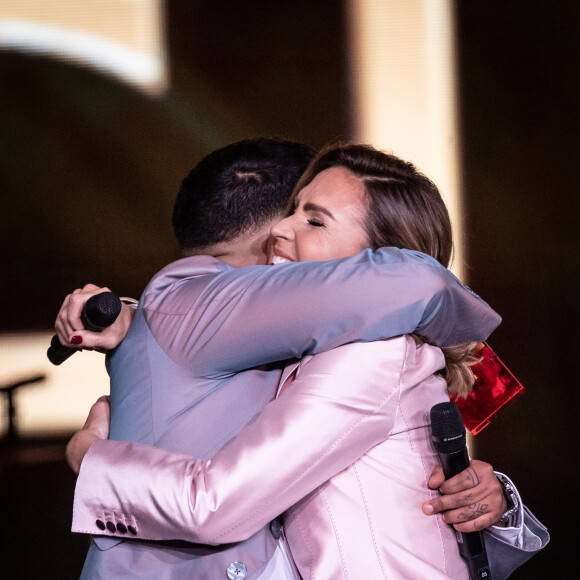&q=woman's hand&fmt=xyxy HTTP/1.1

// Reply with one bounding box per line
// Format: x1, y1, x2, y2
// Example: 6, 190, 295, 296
66, 395, 111, 475
54, 284, 134, 351
422, 460, 508, 532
